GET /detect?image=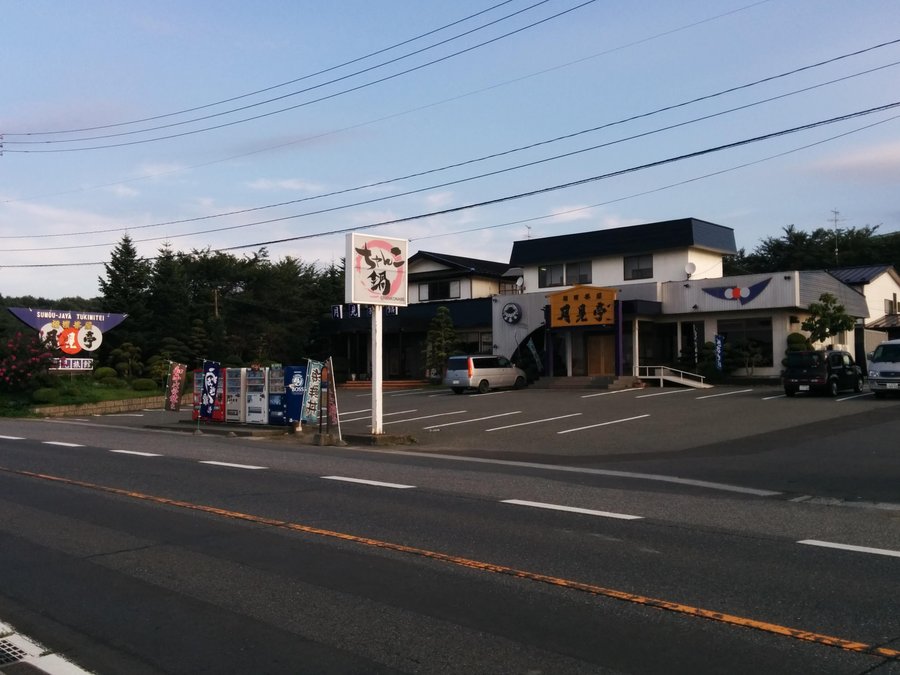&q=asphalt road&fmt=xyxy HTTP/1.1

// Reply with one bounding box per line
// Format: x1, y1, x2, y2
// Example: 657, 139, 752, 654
1, 385, 898, 674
